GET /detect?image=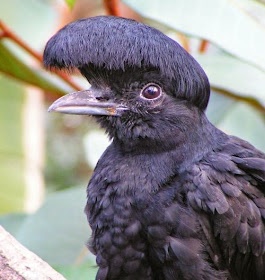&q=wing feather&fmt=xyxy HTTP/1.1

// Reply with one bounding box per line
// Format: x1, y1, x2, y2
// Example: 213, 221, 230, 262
185, 136, 265, 279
